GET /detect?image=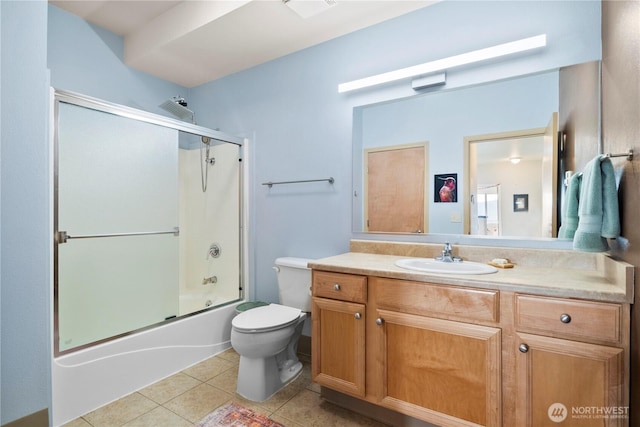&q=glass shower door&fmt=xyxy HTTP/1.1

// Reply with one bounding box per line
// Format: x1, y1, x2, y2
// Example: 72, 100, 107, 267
56, 103, 180, 353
